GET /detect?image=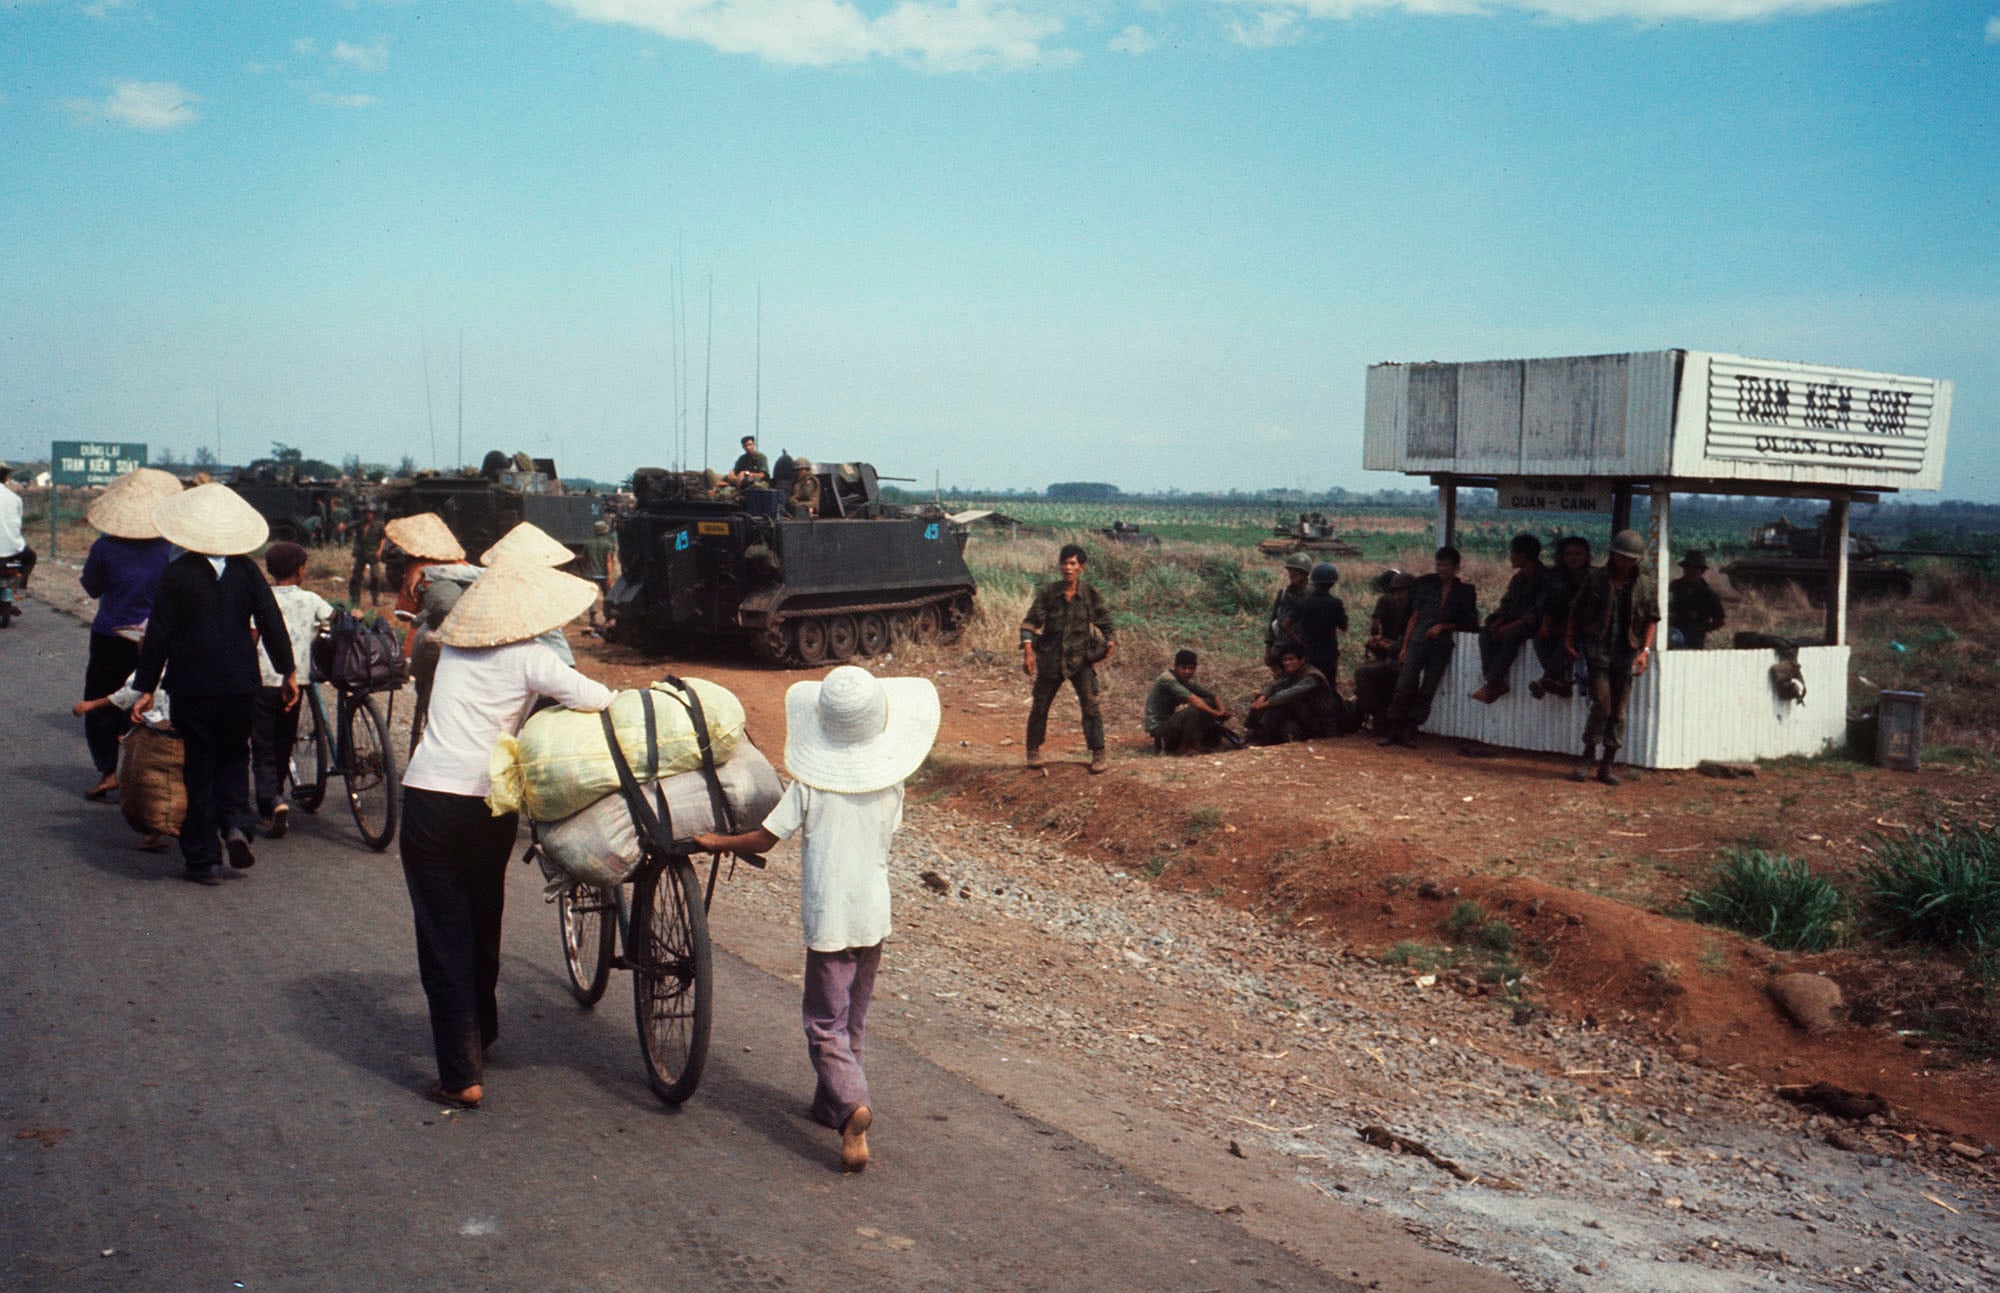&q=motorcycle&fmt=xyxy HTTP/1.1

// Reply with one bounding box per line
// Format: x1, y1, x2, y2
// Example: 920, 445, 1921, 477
0, 552, 30, 628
